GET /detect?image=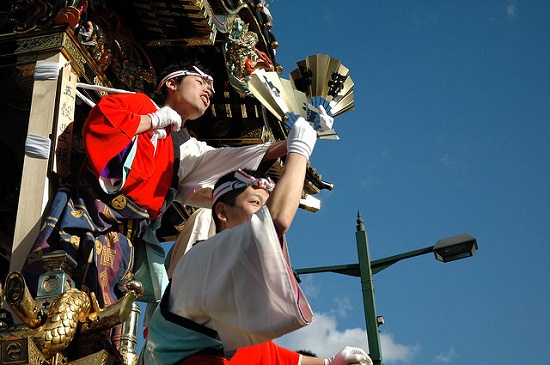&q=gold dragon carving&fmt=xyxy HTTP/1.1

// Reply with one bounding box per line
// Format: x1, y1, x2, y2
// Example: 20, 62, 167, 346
1, 271, 142, 365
